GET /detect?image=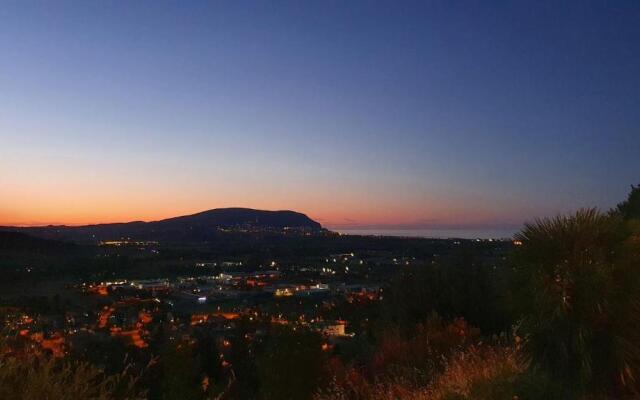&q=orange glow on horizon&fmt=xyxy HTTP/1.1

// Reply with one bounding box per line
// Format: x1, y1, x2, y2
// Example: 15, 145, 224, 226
0, 149, 529, 229
0, 203, 515, 230
0, 171, 521, 229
